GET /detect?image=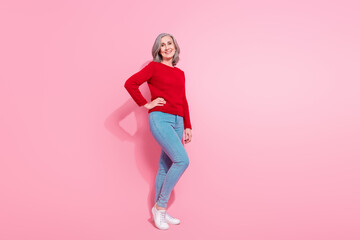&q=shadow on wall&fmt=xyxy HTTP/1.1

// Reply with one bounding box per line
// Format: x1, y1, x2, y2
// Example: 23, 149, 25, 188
104, 61, 179, 223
